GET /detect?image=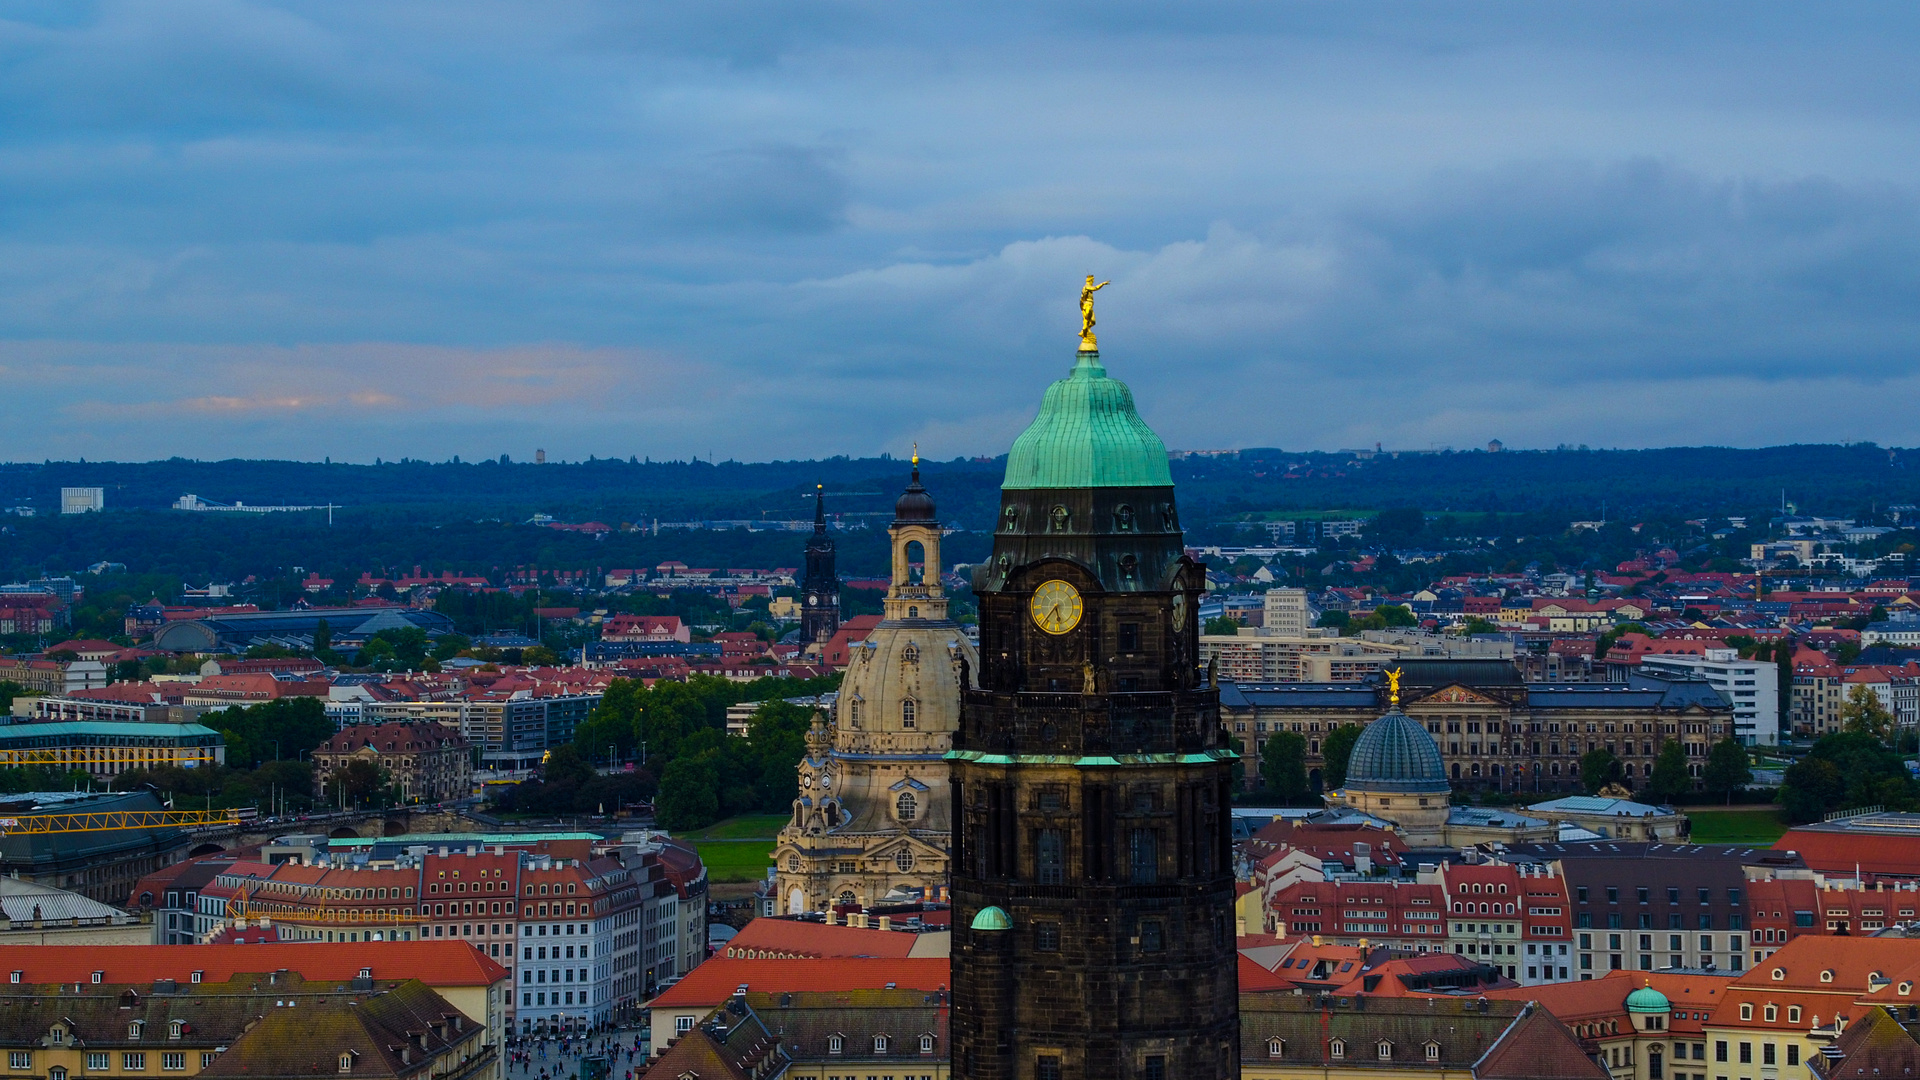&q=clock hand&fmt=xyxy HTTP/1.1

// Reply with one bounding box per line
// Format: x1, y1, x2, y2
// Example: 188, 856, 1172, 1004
1046, 604, 1062, 629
